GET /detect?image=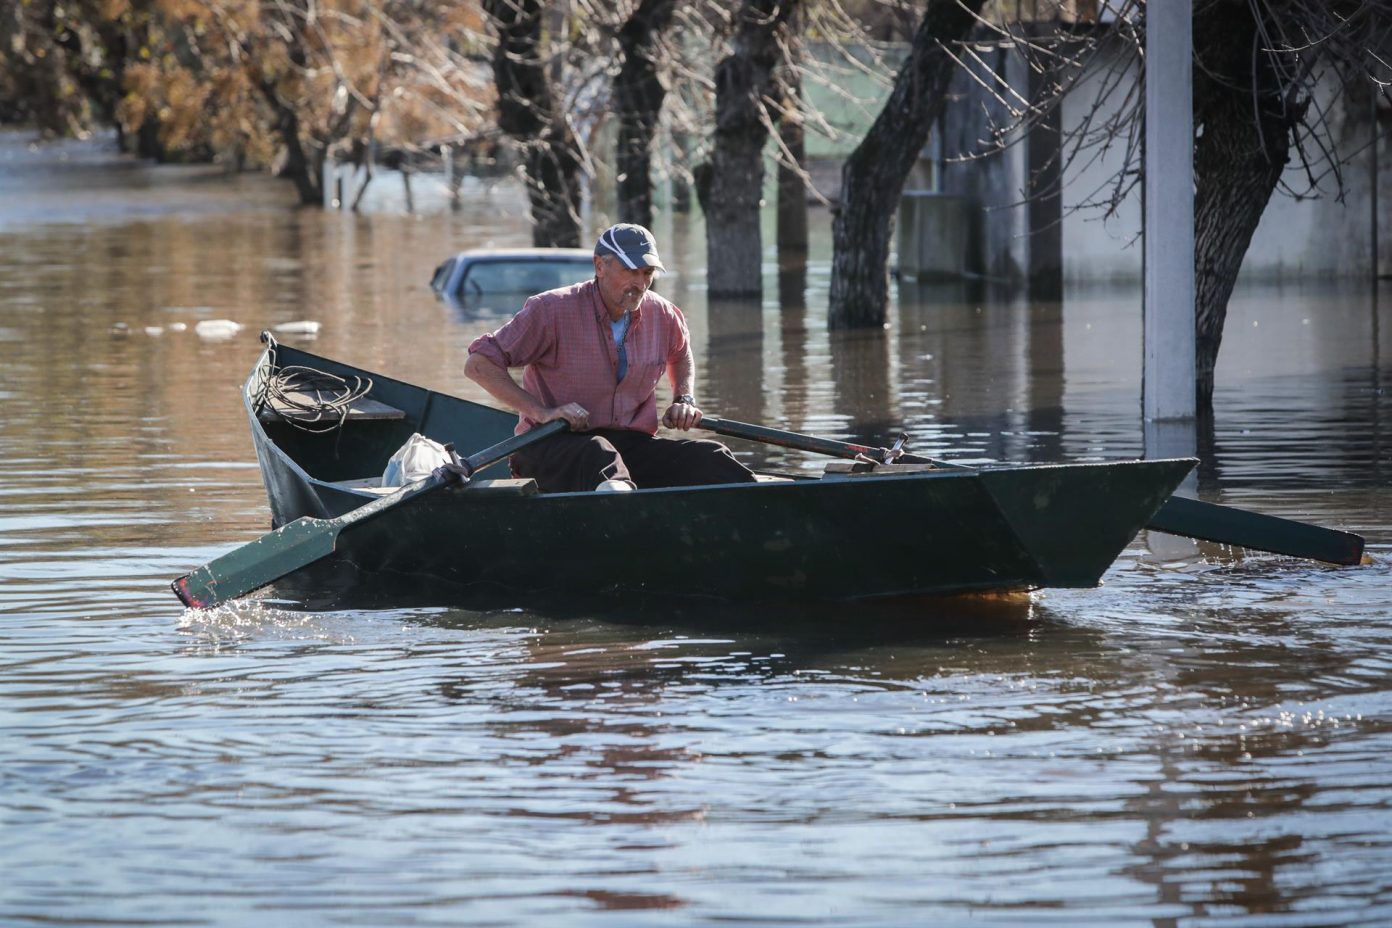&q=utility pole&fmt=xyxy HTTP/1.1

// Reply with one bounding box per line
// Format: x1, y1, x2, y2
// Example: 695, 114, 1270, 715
1143, 0, 1195, 427
1142, 0, 1198, 564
